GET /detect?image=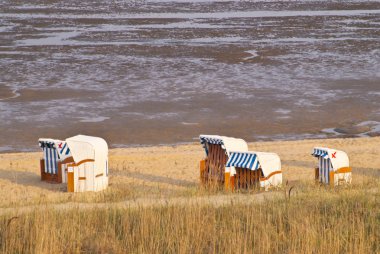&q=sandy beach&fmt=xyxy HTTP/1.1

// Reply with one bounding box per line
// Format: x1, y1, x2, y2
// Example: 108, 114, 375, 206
1, 136, 379, 211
